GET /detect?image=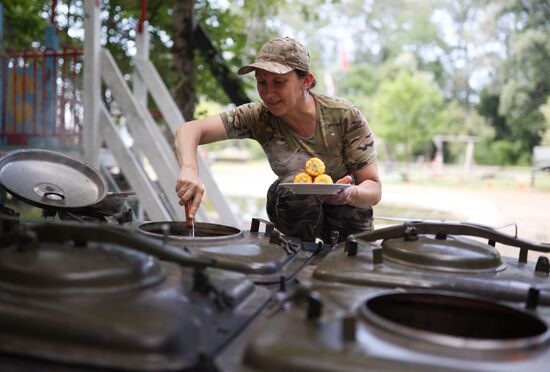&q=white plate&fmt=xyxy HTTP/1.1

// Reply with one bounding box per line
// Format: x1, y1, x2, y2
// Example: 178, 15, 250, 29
279, 183, 351, 195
